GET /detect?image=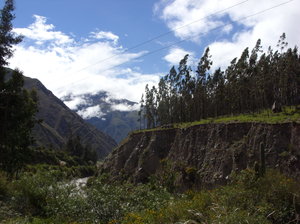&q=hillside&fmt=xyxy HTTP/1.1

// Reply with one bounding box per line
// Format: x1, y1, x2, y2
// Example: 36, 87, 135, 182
101, 120, 300, 190
22, 76, 117, 158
